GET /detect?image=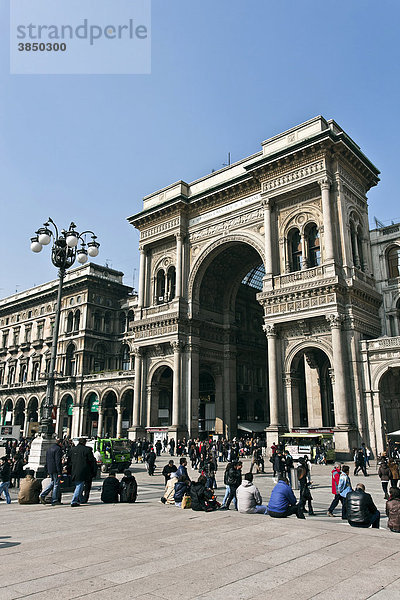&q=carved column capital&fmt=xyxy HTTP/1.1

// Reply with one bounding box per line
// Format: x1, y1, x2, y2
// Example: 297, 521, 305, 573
132, 346, 142, 358
326, 313, 344, 329
318, 177, 332, 191
170, 340, 184, 352
261, 196, 273, 210
263, 323, 277, 337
